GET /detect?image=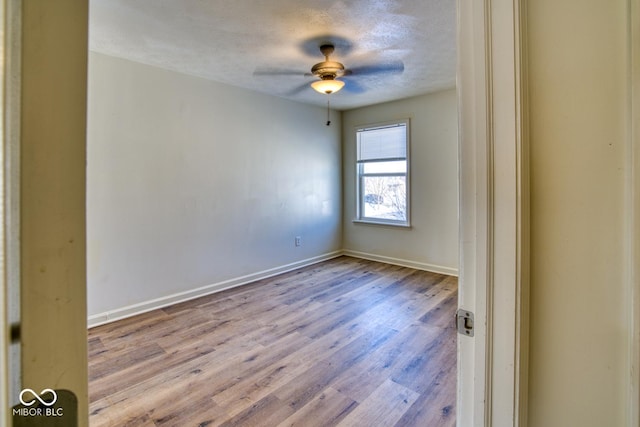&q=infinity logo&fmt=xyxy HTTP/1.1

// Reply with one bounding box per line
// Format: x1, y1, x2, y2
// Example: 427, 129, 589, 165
19, 388, 58, 407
